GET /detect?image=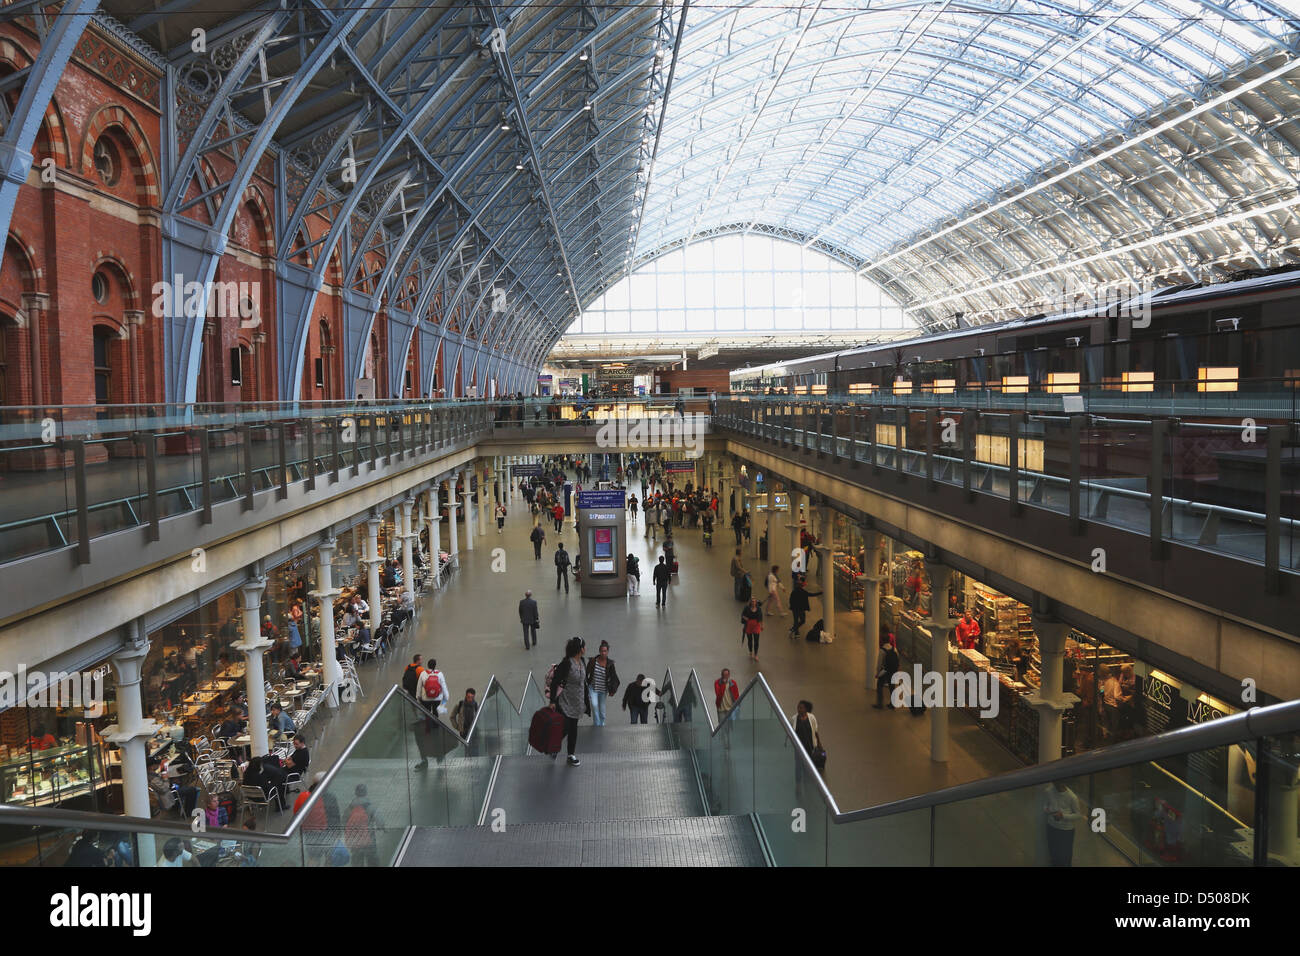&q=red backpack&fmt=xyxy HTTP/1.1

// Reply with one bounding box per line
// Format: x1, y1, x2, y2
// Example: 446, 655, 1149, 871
423, 670, 443, 700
